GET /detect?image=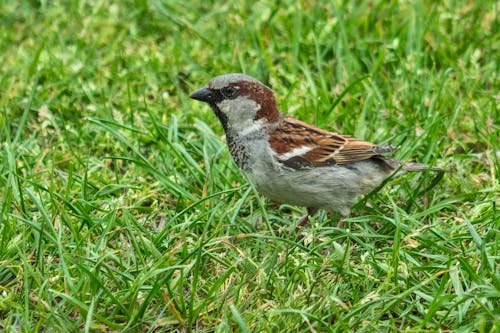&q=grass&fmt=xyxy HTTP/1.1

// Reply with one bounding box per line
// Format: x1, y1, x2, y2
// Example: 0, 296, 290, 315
0, 0, 499, 331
